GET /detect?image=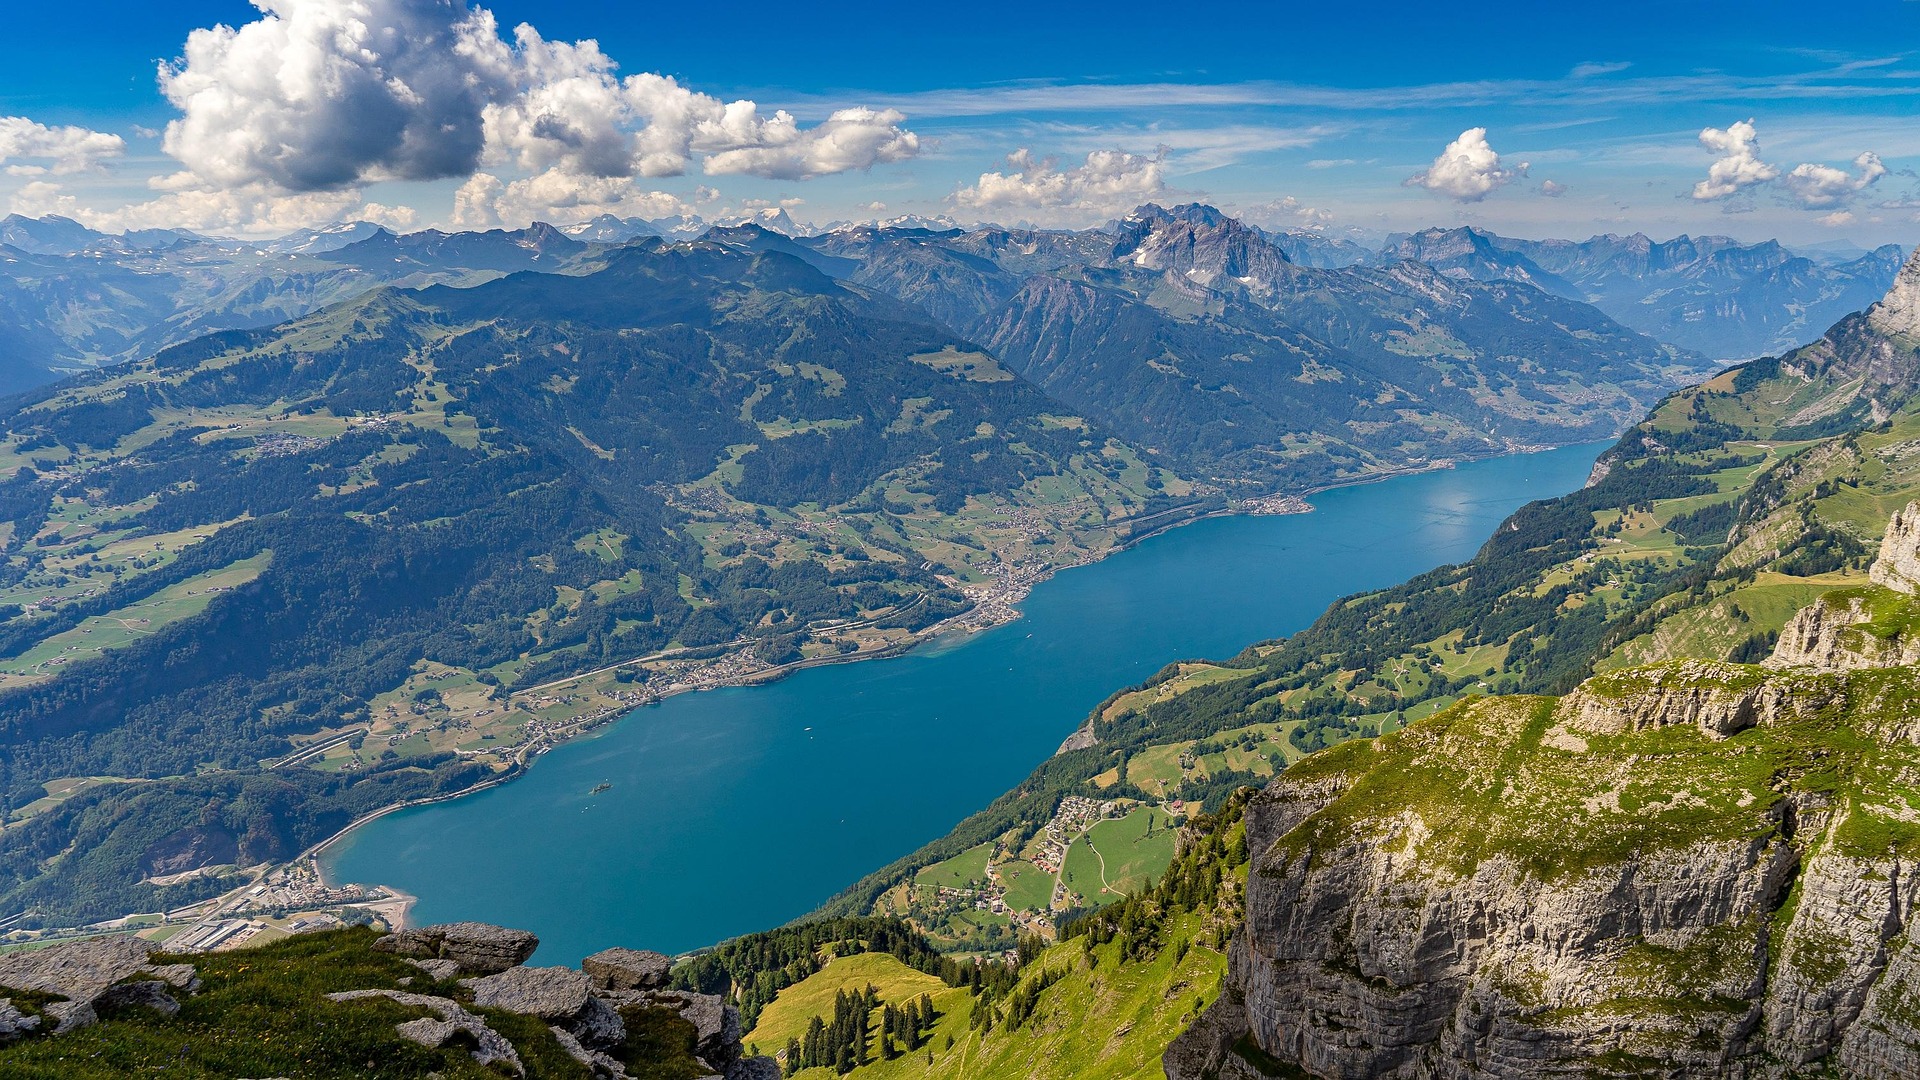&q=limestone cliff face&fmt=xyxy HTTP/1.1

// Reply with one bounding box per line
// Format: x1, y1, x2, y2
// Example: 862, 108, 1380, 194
1868, 244, 1920, 341
1170, 655, 1920, 1077
1764, 500, 1920, 672
1869, 500, 1920, 594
